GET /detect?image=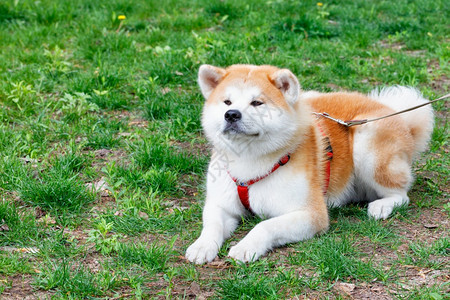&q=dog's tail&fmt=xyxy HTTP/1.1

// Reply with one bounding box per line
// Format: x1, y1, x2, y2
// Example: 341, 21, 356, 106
368, 86, 435, 157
